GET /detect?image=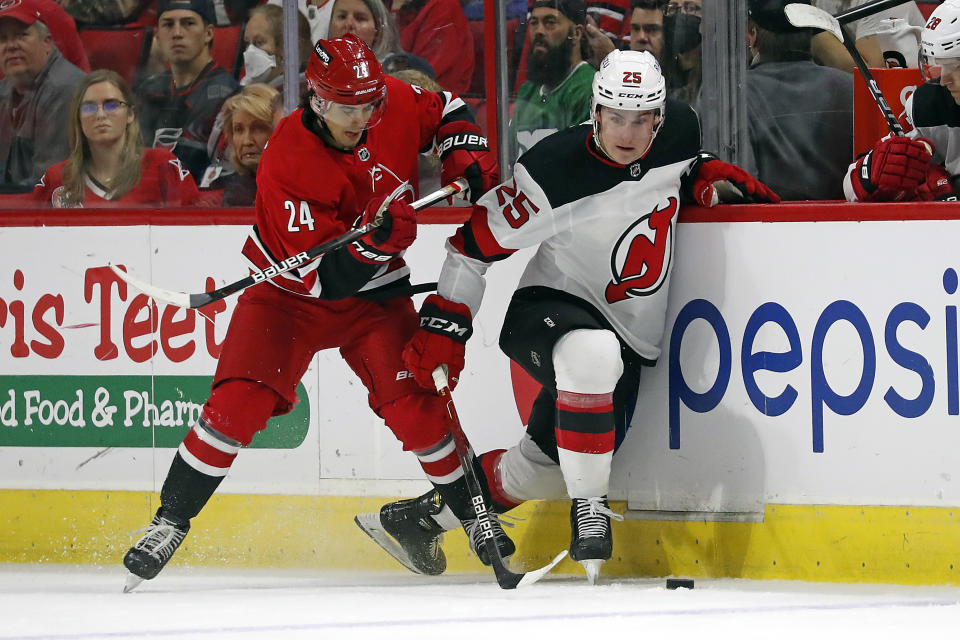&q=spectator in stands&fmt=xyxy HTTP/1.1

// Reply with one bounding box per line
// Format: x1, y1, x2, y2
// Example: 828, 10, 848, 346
661, 0, 701, 104
33, 69, 202, 207
59, 0, 151, 27
390, 0, 474, 93
136, 0, 238, 181
199, 5, 307, 190
744, 0, 853, 200
202, 83, 278, 206
585, 0, 667, 68
510, 0, 593, 160
0, 0, 86, 190
329, 0, 399, 60
30, 0, 88, 71
241, 4, 312, 88
267, 0, 332, 48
